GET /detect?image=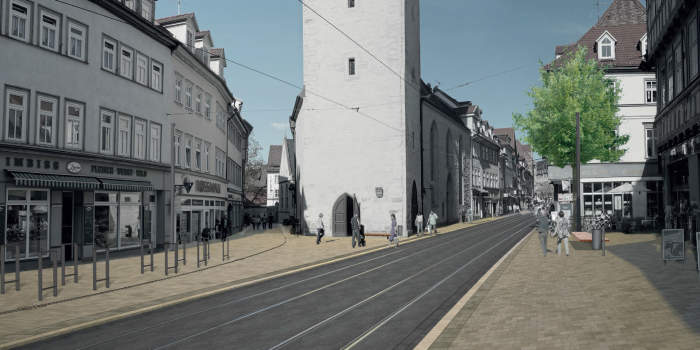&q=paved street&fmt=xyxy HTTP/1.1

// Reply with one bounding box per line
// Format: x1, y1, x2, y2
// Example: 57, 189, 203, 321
19, 215, 534, 349
426, 231, 700, 349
